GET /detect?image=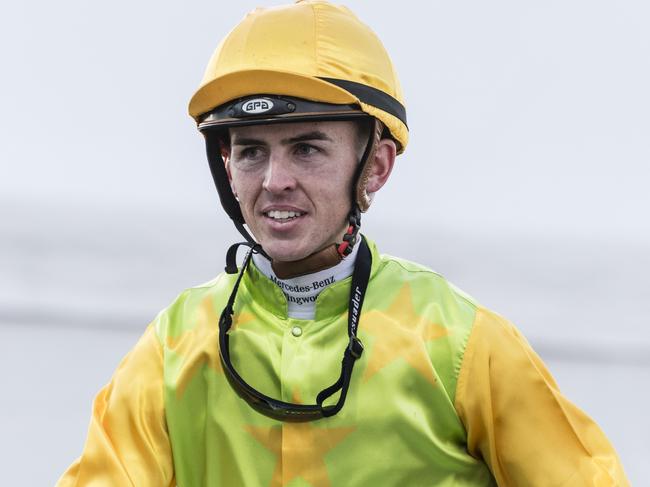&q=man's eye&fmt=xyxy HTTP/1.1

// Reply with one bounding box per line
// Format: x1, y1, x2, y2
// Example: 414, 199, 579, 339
294, 143, 319, 157
237, 147, 265, 161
